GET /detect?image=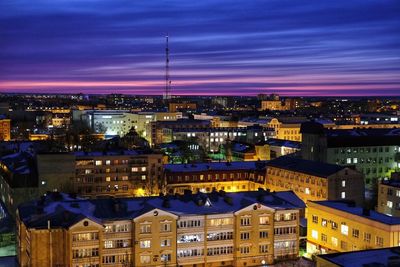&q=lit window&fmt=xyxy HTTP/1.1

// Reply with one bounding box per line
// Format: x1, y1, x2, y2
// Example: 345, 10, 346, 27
141, 166, 146, 172
95, 160, 102, 166
140, 255, 151, 264
311, 230, 318, 239
132, 167, 138, 172
346, 158, 351, 164
342, 180, 346, 187
305, 188, 310, 195
331, 237, 338, 247
387, 201, 393, 208
353, 158, 358, 163
141, 175, 146, 180
106, 177, 111, 182
341, 224, 348, 236
140, 240, 151, 248
341, 192, 346, 199
105, 160, 111, 165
